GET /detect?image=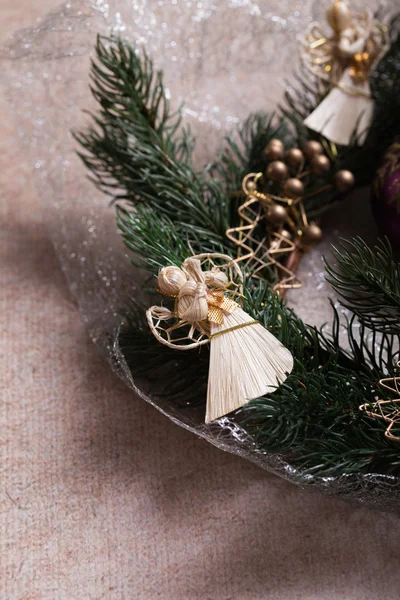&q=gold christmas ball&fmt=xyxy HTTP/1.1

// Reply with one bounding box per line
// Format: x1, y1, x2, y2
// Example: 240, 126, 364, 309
311, 154, 330, 175
283, 177, 304, 199
303, 140, 324, 160
285, 148, 304, 169
266, 160, 288, 182
299, 223, 323, 247
267, 204, 288, 225
246, 180, 257, 193
335, 169, 355, 193
264, 138, 284, 161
